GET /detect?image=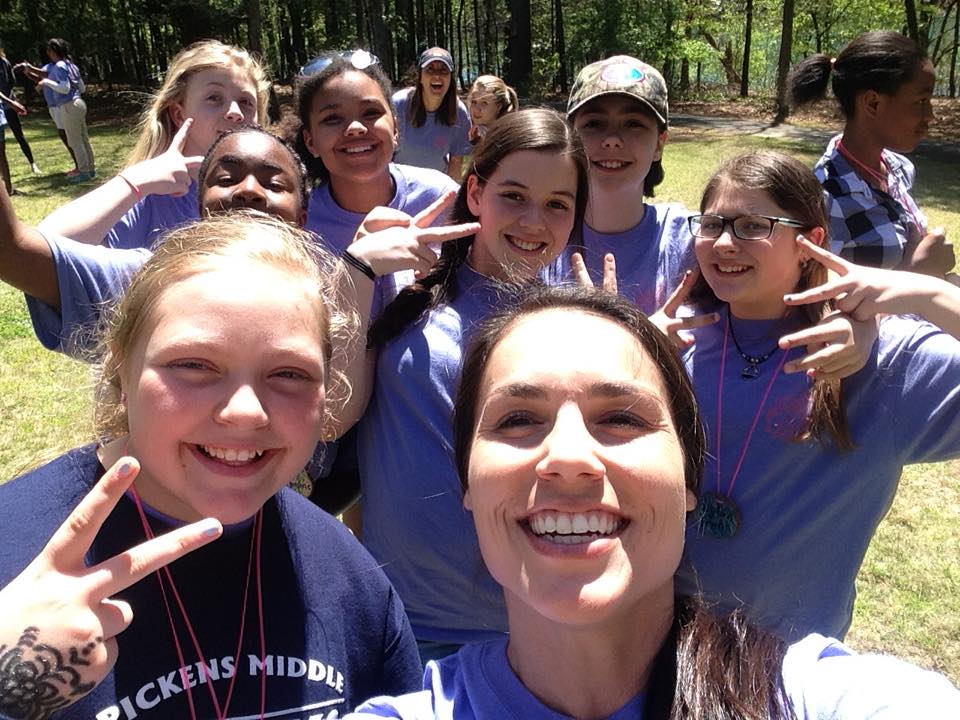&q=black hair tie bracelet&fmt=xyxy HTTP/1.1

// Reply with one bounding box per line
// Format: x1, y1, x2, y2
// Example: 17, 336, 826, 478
341, 248, 376, 281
